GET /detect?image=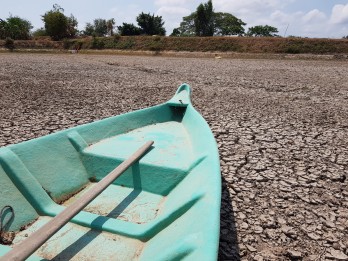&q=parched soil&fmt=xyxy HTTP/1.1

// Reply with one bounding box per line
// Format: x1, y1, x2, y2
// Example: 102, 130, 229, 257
1, 53, 348, 261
